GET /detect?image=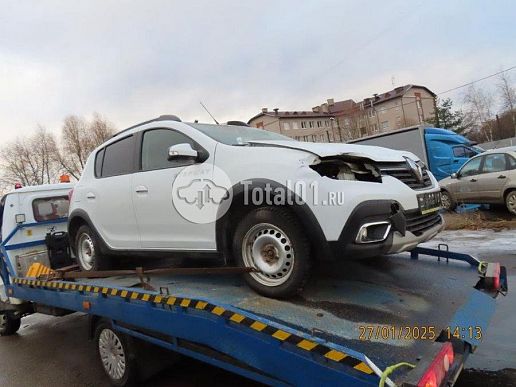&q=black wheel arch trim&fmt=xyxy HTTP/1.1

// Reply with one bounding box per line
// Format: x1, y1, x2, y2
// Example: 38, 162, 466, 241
215, 178, 332, 262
